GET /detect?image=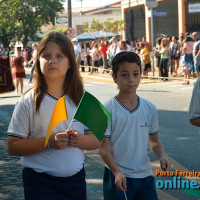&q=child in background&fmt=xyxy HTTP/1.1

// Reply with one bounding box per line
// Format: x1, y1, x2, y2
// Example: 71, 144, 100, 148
99, 51, 170, 200
13, 47, 27, 95
180, 47, 191, 85
7, 32, 100, 200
